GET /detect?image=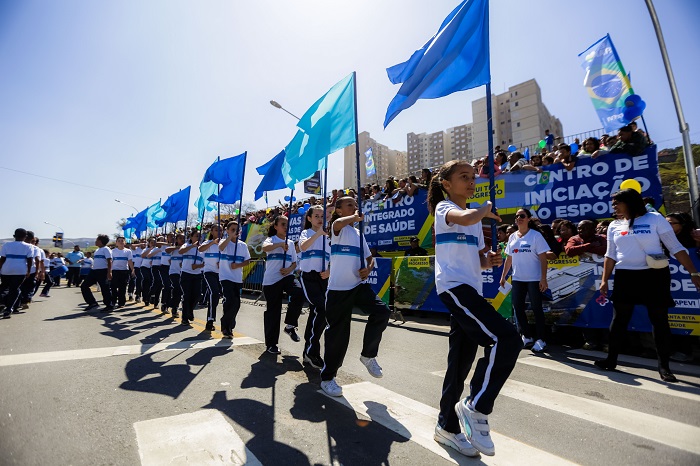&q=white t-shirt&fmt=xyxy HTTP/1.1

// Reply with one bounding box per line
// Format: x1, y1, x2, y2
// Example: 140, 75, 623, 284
201, 240, 220, 274
50, 257, 65, 268
263, 236, 297, 286
169, 250, 182, 274
505, 229, 550, 282
180, 244, 204, 275
219, 240, 251, 283
44, 257, 52, 269
160, 248, 171, 268
81, 258, 93, 270
140, 248, 152, 268
1, 241, 33, 275
605, 211, 685, 270
132, 247, 143, 267
28, 244, 41, 274
111, 248, 133, 271
150, 246, 163, 266
328, 224, 372, 291
434, 200, 485, 295
93, 246, 112, 270
298, 228, 330, 273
